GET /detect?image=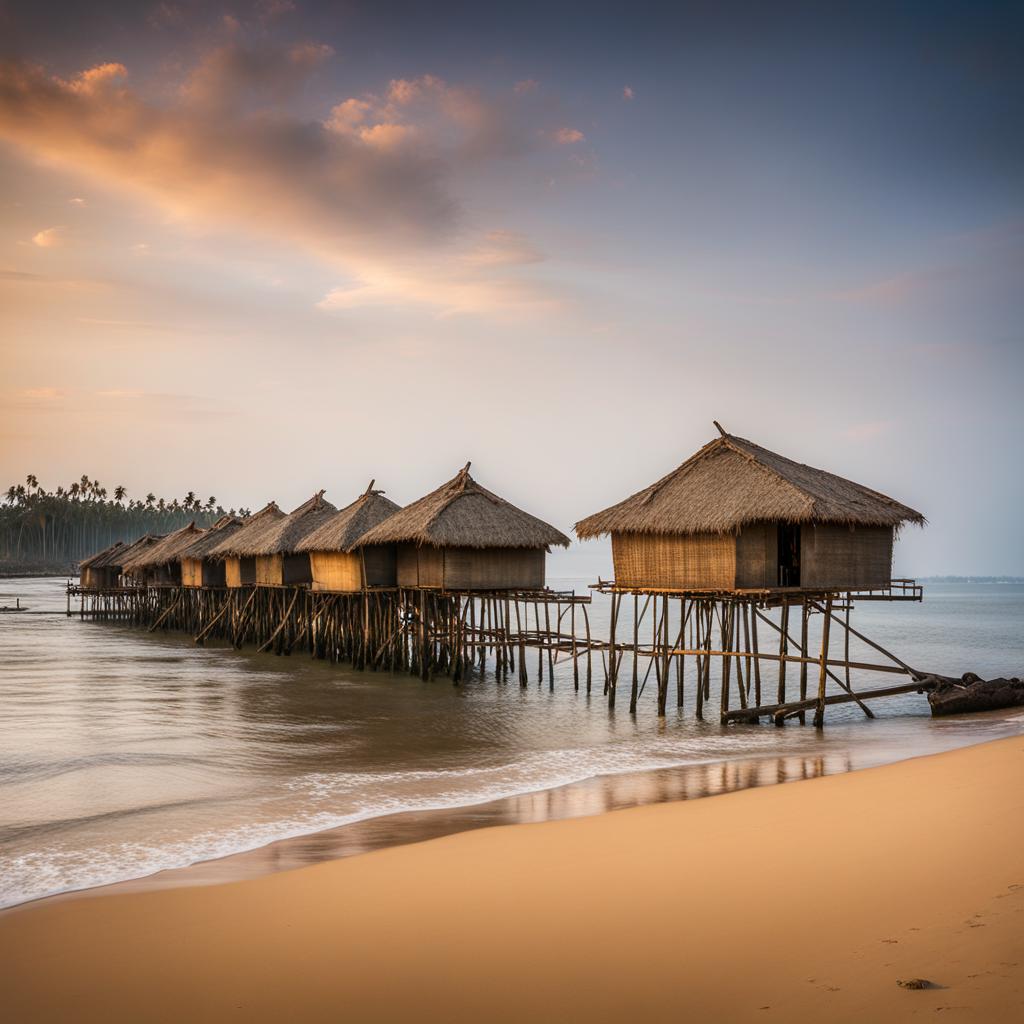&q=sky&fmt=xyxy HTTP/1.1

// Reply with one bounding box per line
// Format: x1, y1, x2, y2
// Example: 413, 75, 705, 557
1, 0, 1022, 575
